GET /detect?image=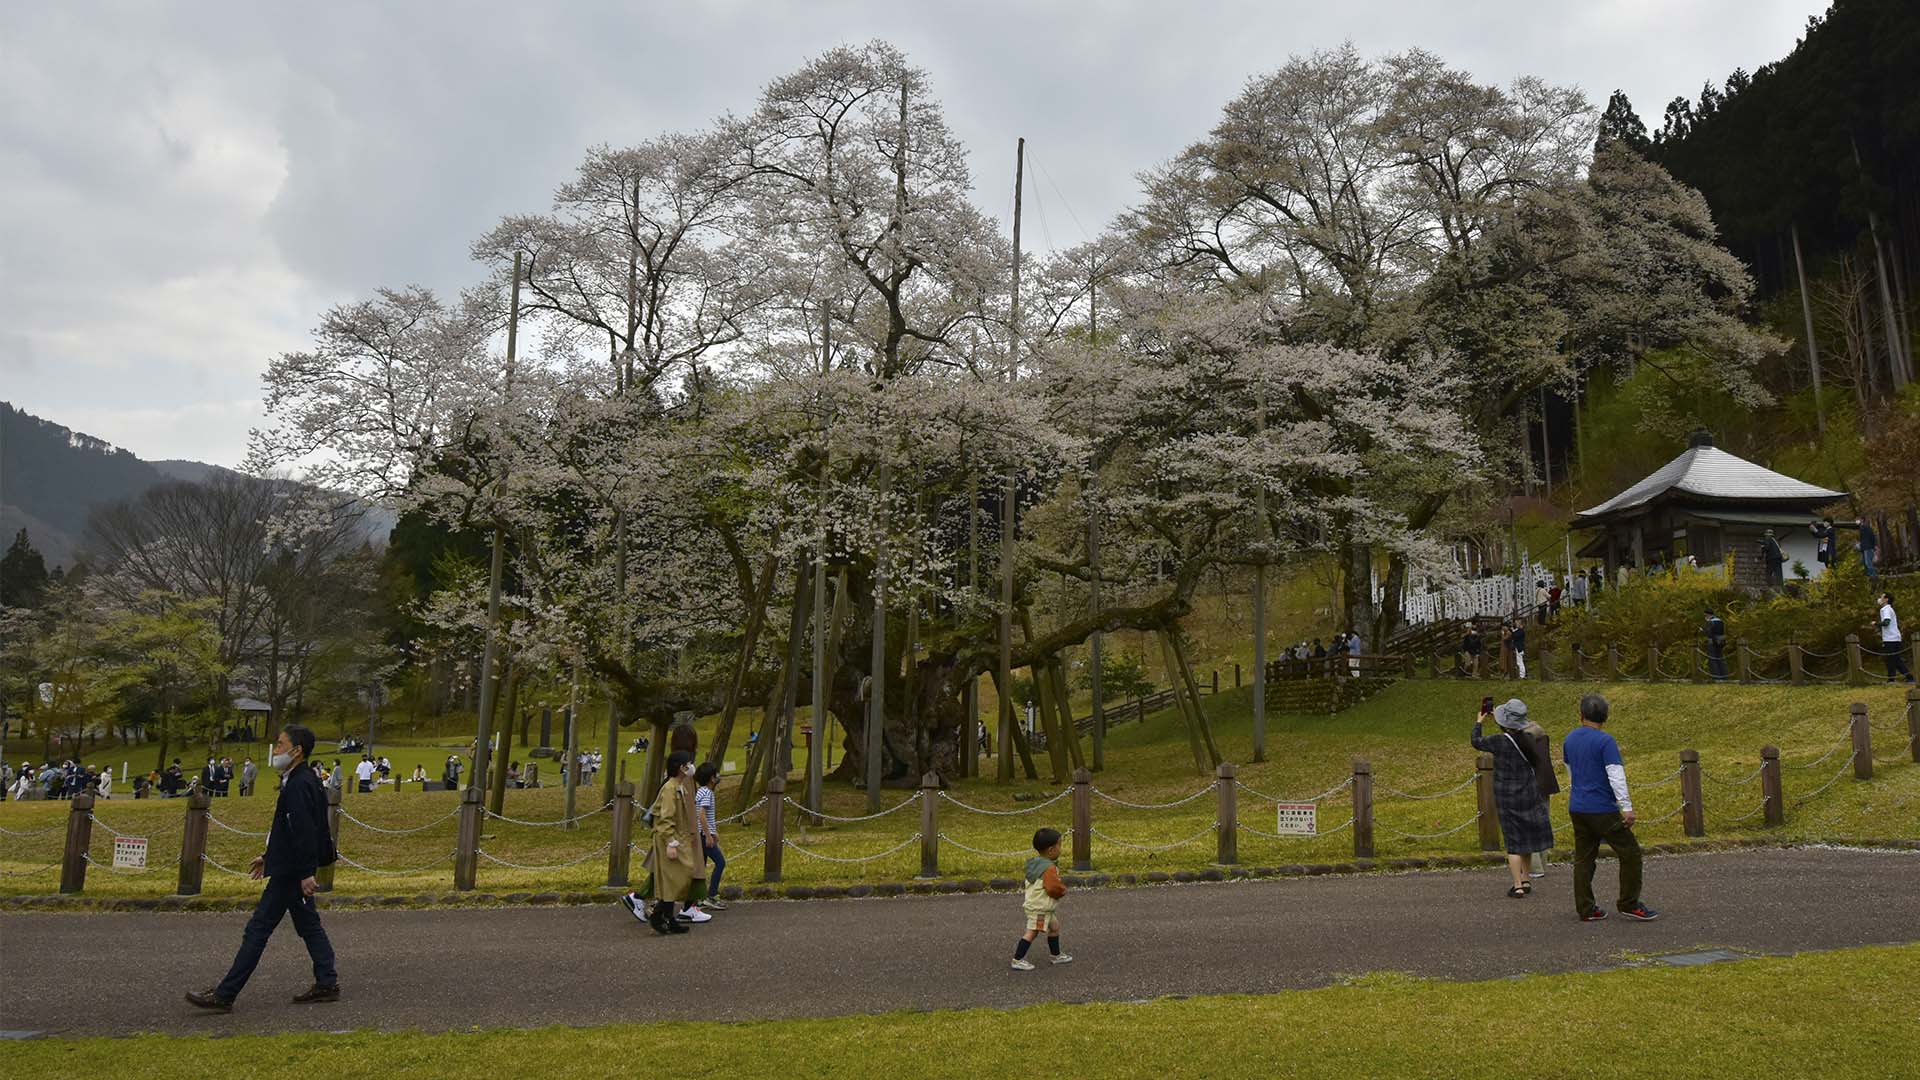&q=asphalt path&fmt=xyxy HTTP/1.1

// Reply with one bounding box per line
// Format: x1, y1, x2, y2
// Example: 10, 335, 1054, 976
2, 847, 1916, 1037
